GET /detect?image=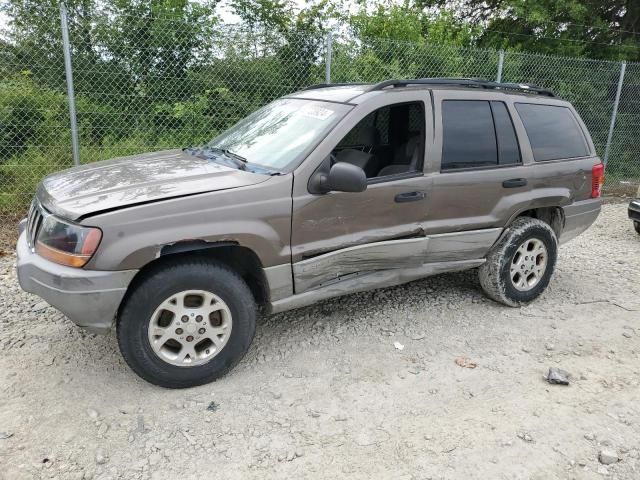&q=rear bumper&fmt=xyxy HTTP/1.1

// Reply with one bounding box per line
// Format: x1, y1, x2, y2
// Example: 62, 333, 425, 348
629, 200, 640, 222
16, 231, 137, 334
559, 198, 601, 244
